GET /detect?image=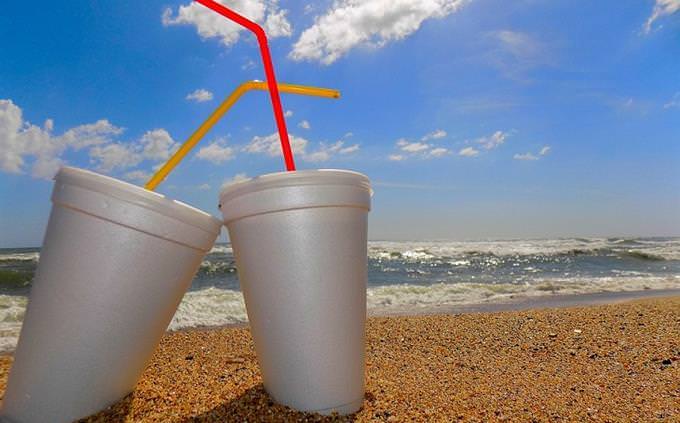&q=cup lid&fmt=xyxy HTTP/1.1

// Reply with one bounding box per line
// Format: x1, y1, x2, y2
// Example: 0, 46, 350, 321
55, 167, 222, 234
219, 169, 371, 206
219, 169, 371, 224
